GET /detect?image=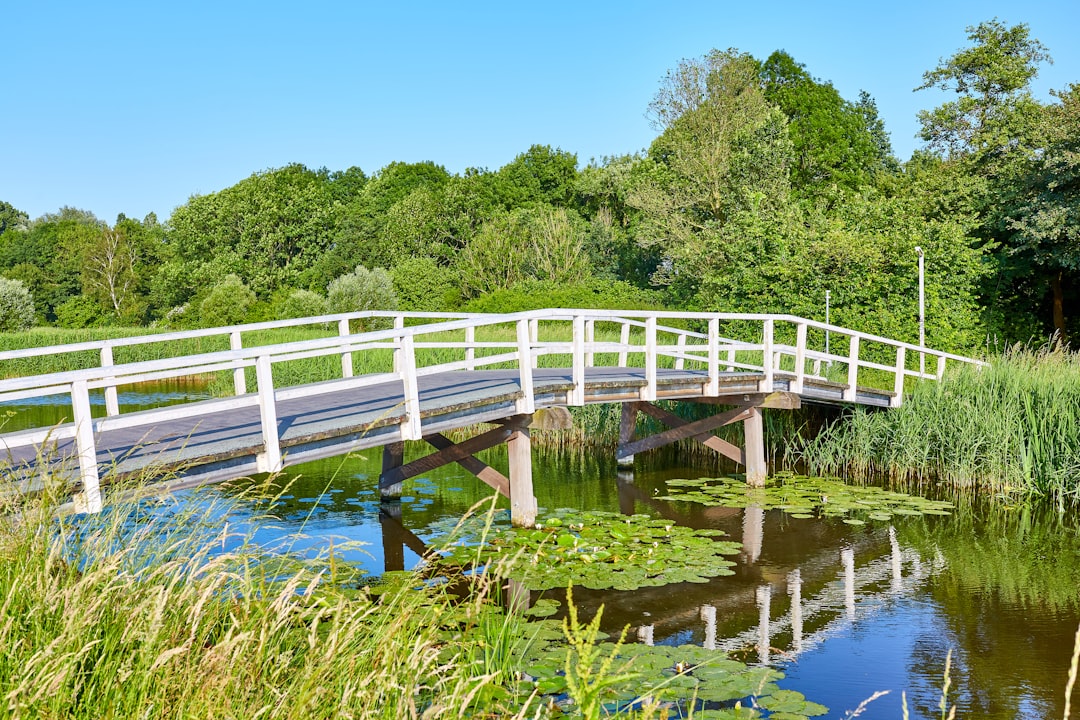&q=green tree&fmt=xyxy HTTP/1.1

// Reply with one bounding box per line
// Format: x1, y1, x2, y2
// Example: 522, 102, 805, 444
199, 274, 256, 327
492, 145, 579, 209
0, 201, 28, 235
1009, 84, 1080, 338
761, 51, 896, 193
326, 266, 398, 314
